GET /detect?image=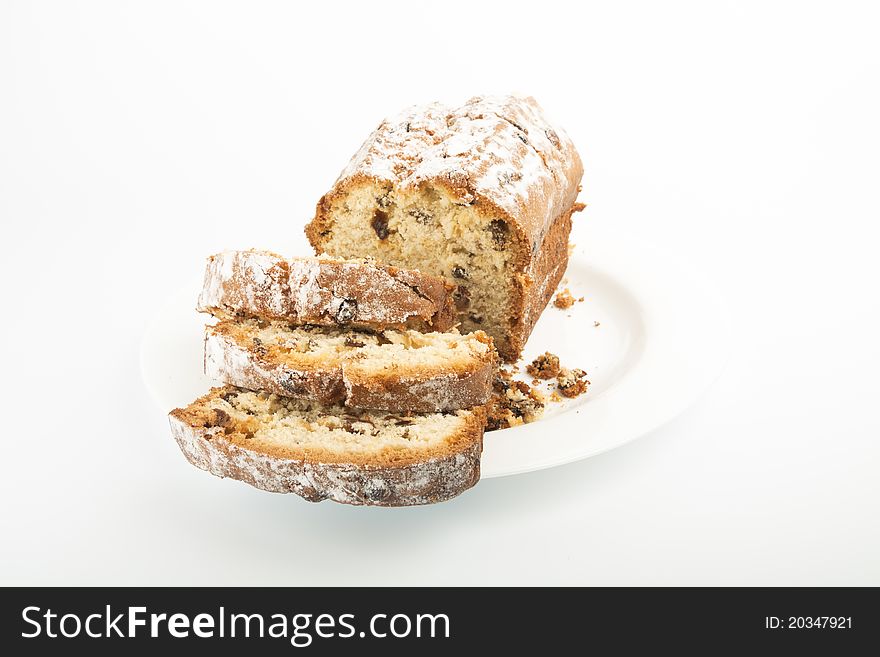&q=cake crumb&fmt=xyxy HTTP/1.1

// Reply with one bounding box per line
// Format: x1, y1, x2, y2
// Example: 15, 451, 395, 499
557, 368, 590, 398
594, 320, 601, 327
554, 288, 576, 309
526, 352, 561, 379
485, 368, 545, 431
487, 355, 590, 430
